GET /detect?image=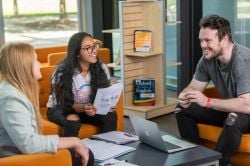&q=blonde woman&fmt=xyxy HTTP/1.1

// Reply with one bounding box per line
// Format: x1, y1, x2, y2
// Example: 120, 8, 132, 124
0, 42, 94, 166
